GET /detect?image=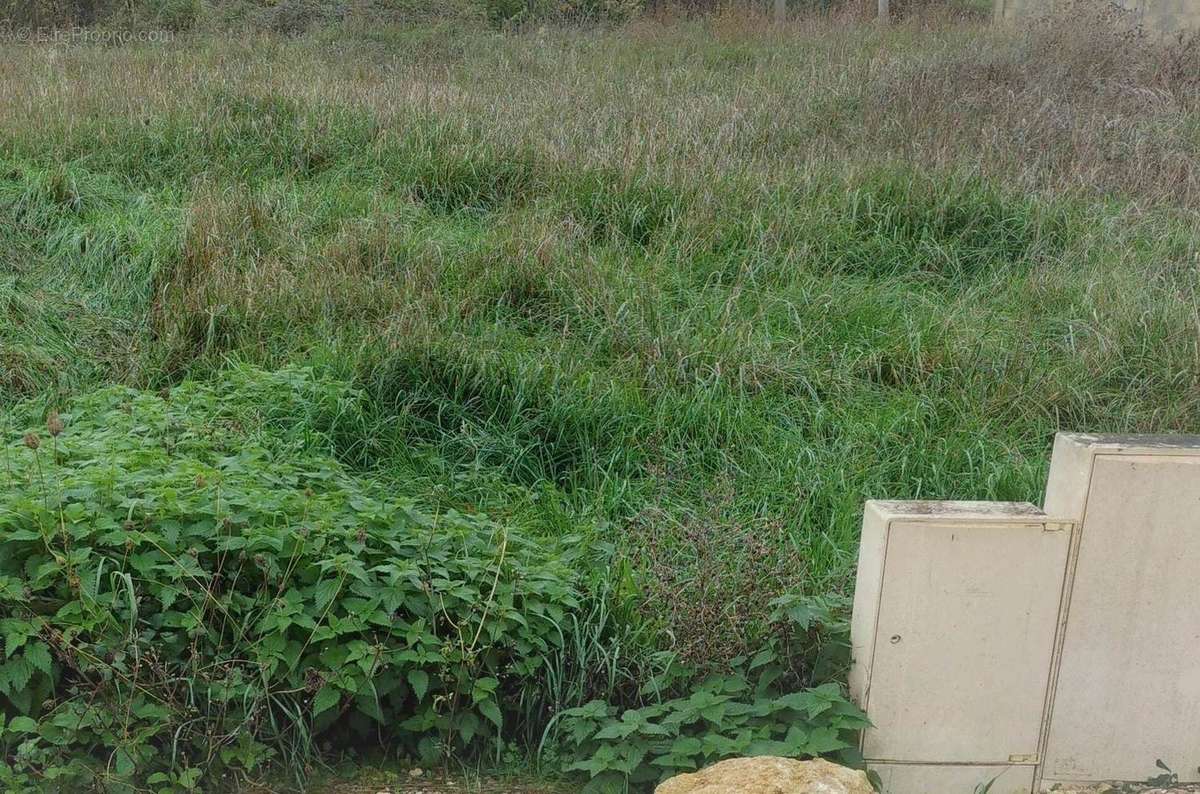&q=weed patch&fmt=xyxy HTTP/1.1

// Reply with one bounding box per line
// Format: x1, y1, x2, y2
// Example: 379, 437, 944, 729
807, 170, 1070, 280
3, 11, 1200, 788
361, 346, 646, 489
0, 368, 861, 791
